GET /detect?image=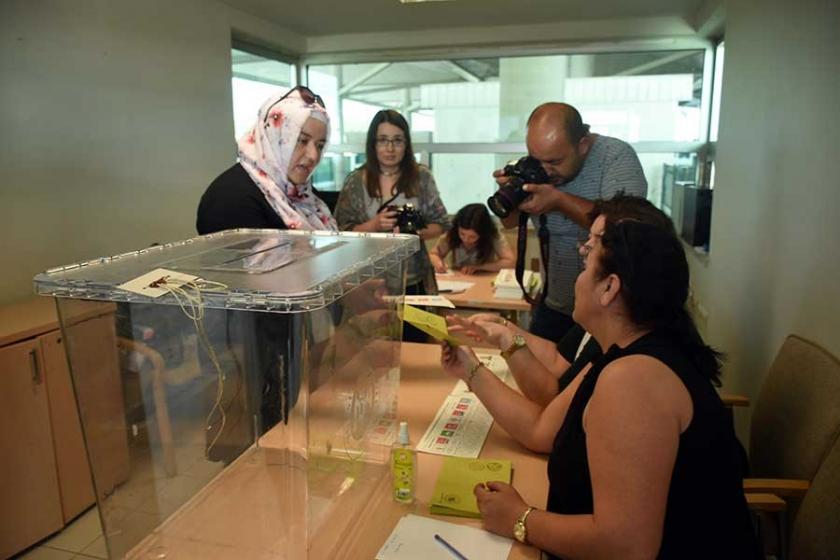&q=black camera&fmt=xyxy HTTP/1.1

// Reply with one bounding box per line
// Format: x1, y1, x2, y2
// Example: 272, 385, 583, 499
487, 155, 550, 218
388, 203, 427, 235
